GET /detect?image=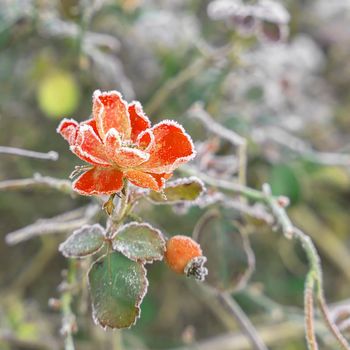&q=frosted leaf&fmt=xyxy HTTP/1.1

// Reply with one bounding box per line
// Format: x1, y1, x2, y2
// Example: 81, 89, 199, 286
59, 224, 105, 258
88, 252, 148, 330
148, 177, 205, 204
113, 223, 166, 263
